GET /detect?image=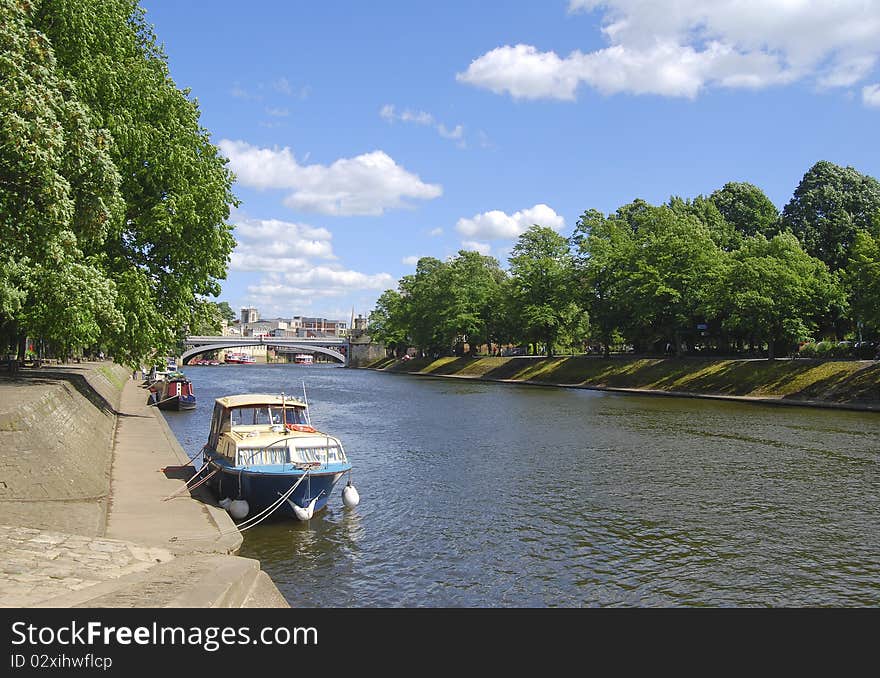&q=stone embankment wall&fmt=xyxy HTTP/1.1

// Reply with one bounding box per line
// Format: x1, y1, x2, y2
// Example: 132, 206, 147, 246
0, 364, 129, 537
348, 340, 386, 367
367, 355, 880, 410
